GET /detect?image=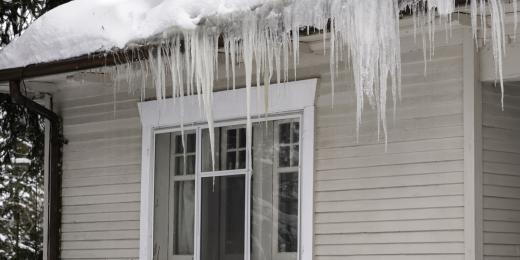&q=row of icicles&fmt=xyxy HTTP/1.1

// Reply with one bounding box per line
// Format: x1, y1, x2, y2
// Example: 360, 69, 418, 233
103, 0, 515, 169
